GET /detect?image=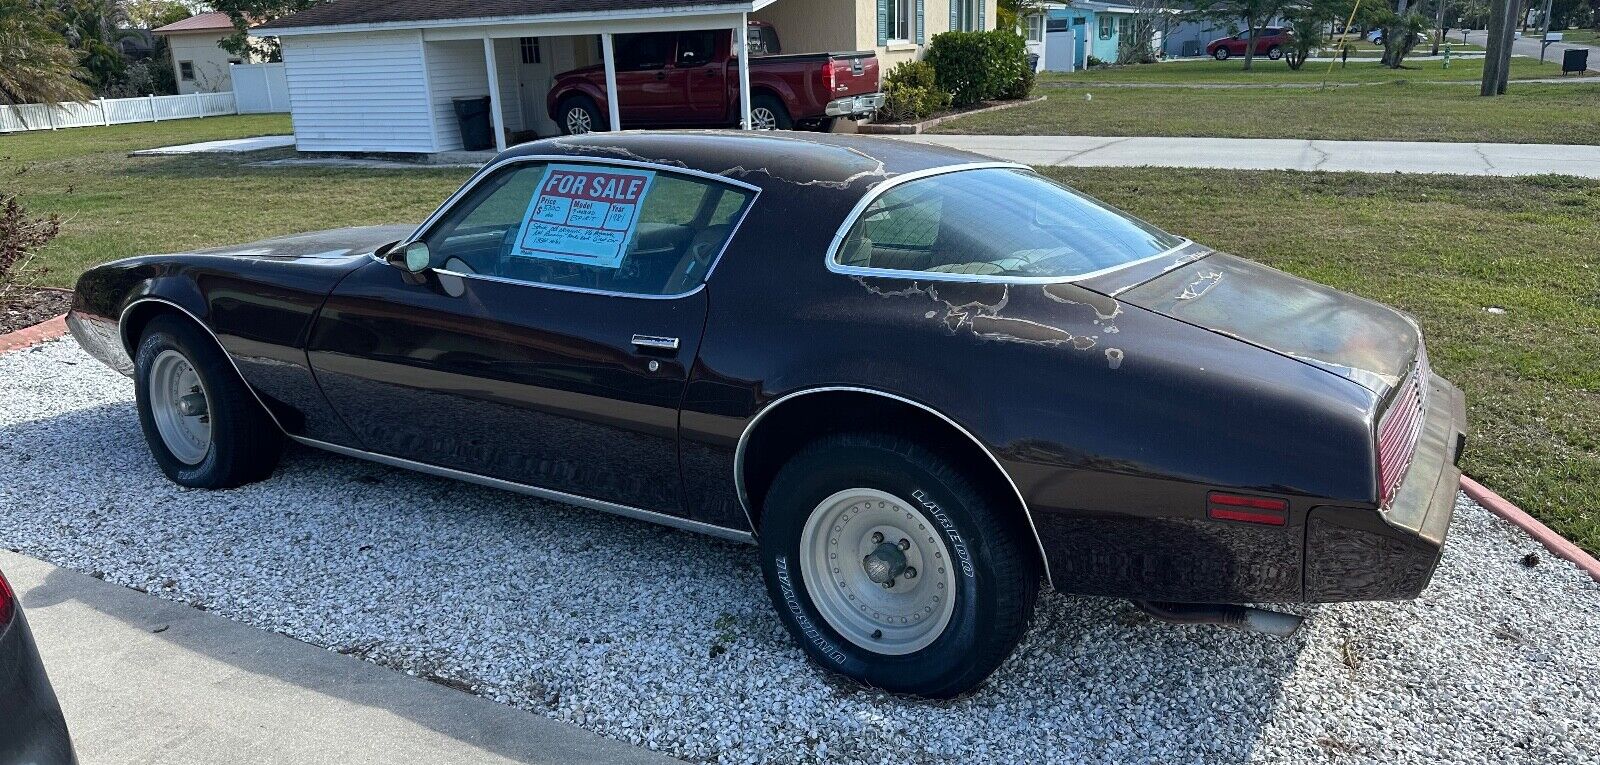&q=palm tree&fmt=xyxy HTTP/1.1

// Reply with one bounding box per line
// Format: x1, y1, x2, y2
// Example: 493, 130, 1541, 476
0, 0, 92, 105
